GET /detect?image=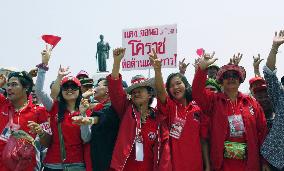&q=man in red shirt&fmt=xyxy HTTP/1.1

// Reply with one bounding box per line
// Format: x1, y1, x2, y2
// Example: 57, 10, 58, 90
0, 71, 49, 171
